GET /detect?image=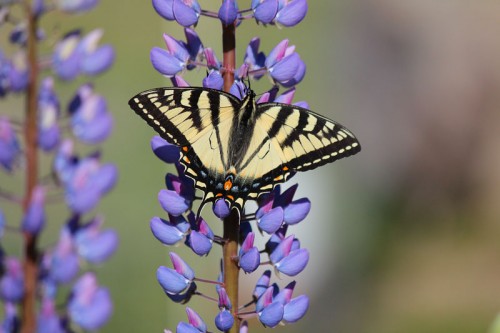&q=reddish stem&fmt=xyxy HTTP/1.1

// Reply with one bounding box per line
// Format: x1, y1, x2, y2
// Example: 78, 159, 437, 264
21, 1, 39, 332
